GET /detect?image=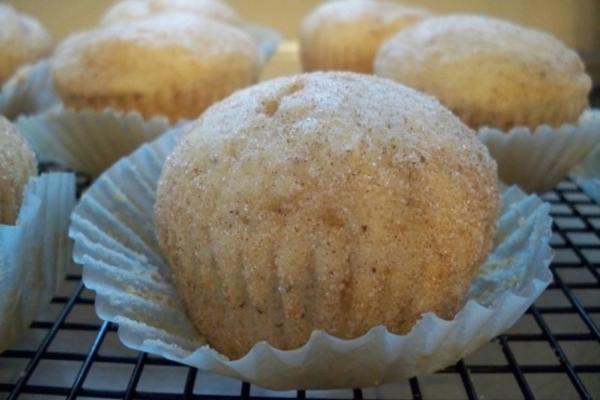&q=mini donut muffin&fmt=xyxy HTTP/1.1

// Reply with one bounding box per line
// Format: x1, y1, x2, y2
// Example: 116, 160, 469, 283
101, 0, 241, 26
155, 72, 500, 359
51, 13, 260, 122
375, 15, 592, 130
0, 4, 53, 85
0, 117, 37, 225
300, 0, 430, 73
